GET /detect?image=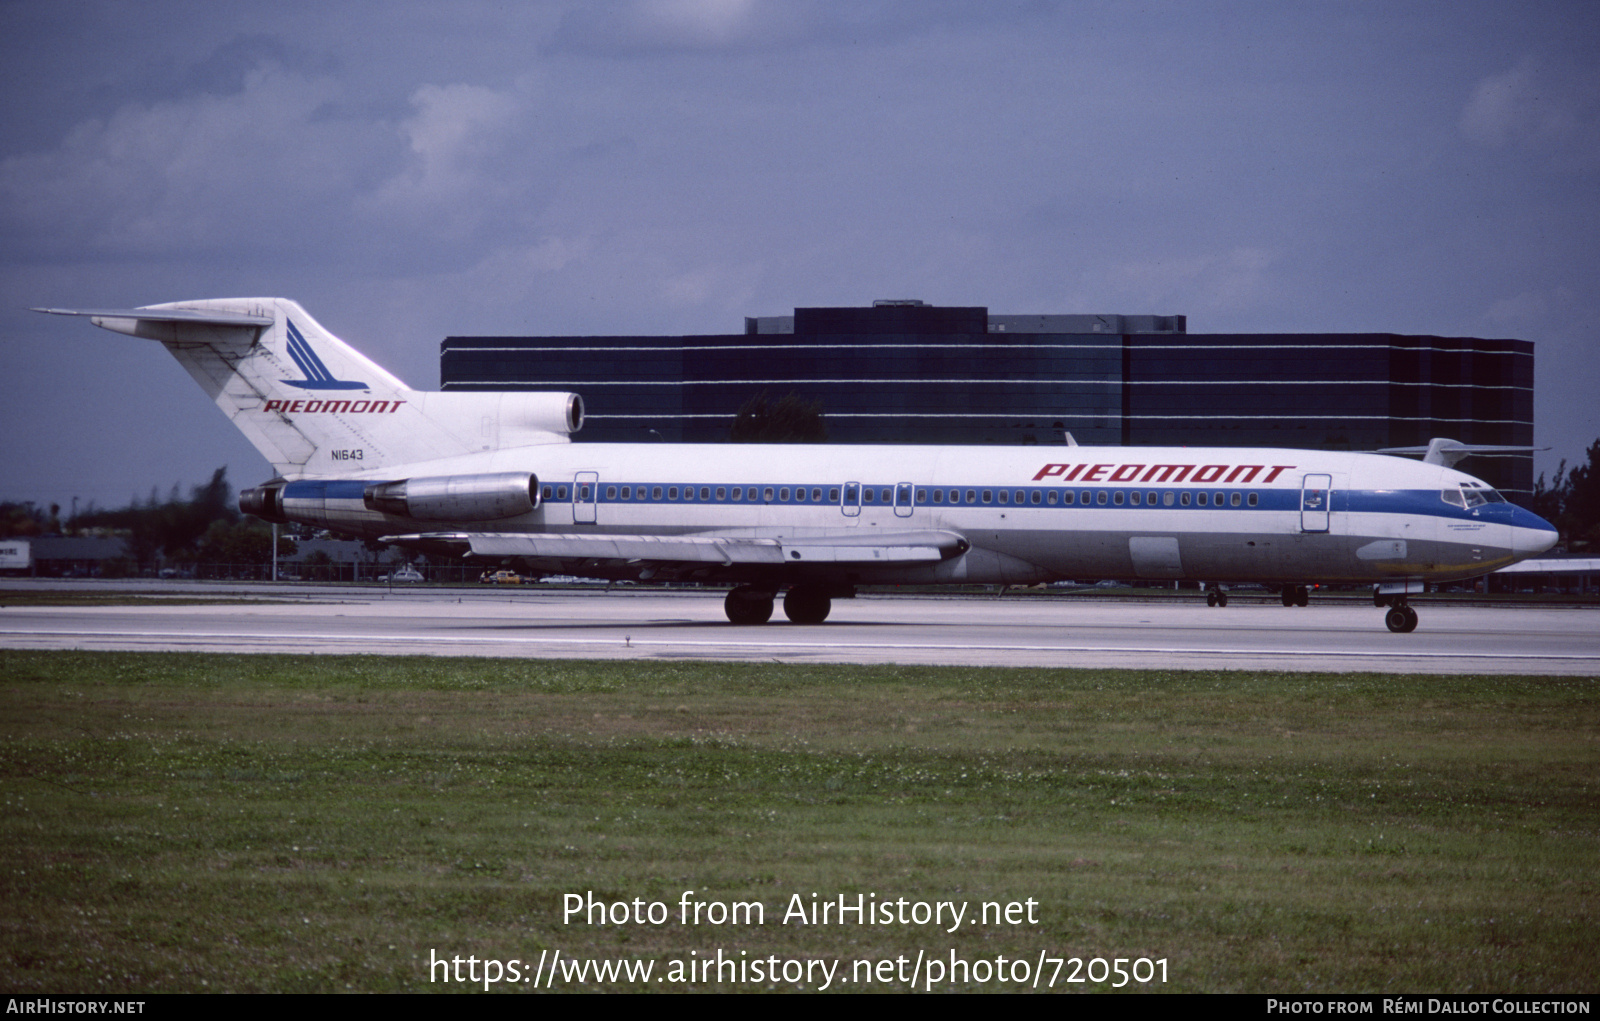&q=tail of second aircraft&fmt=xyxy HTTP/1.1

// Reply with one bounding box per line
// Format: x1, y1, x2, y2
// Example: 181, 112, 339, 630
36, 298, 583, 477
